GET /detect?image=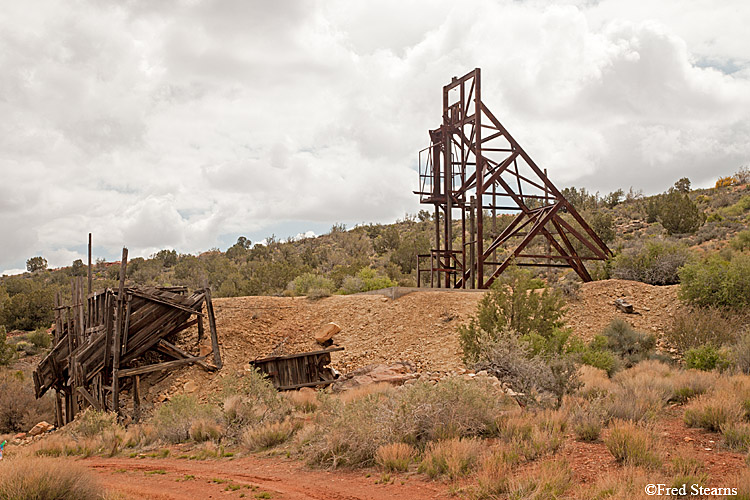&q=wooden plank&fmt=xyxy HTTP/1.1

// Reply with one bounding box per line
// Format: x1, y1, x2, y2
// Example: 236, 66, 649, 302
129, 289, 205, 317
204, 288, 223, 369
121, 294, 132, 354
112, 248, 128, 416
276, 379, 337, 391
55, 390, 63, 428
77, 385, 103, 411
133, 375, 141, 423
118, 356, 207, 377
252, 347, 344, 364
156, 339, 216, 372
